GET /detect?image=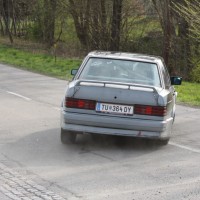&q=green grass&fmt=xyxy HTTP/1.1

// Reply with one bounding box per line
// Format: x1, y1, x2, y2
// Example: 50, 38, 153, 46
175, 82, 200, 107
0, 44, 81, 79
